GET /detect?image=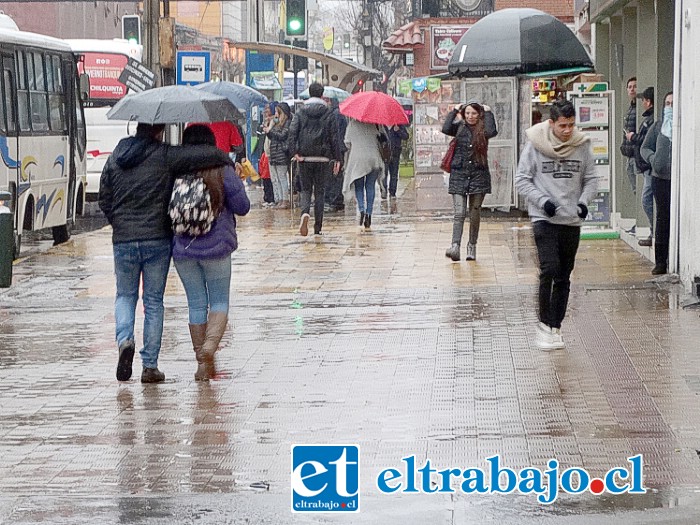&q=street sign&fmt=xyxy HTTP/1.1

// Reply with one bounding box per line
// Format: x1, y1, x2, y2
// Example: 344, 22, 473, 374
117, 57, 156, 93
573, 82, 609, 93
176, 51, 211, 86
